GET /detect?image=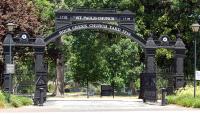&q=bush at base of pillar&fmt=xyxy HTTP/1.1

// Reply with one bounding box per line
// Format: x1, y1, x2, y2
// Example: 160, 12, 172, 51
0, 91, 33, 108
167, 85, 200, 108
